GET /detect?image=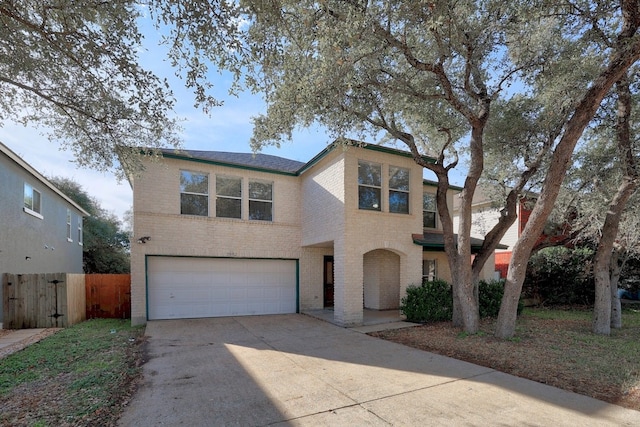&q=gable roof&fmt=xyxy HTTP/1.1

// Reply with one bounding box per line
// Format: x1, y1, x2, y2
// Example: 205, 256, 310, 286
0, 141, 90, 216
